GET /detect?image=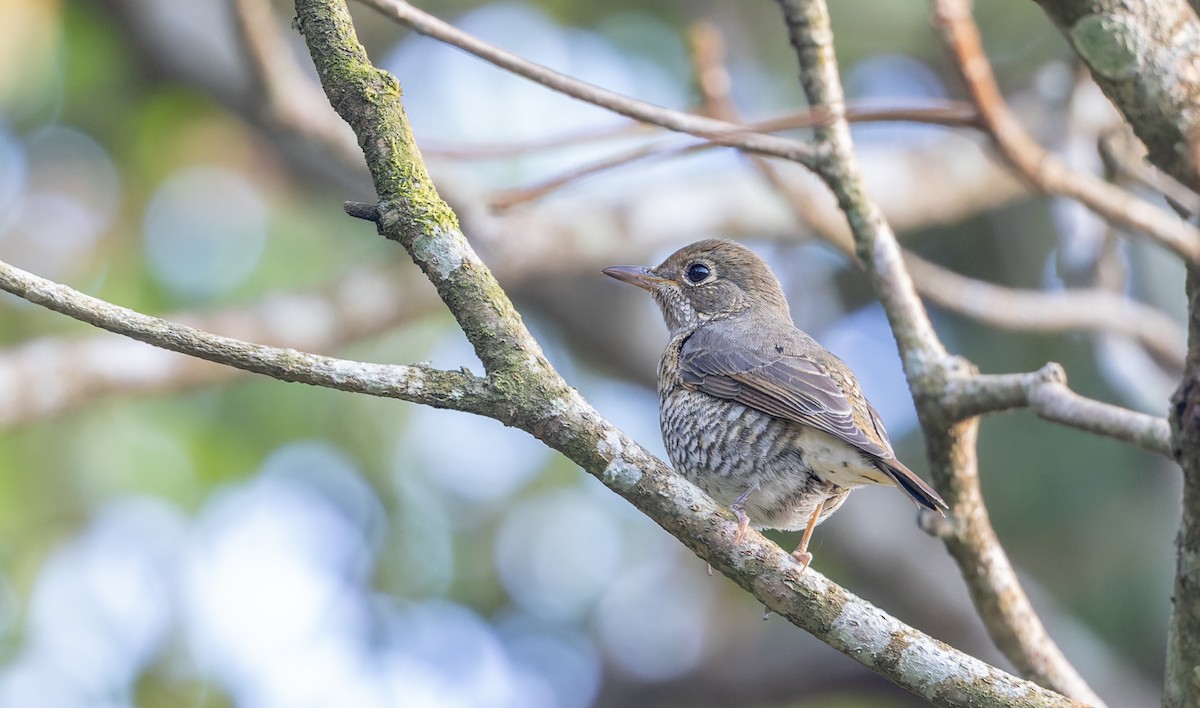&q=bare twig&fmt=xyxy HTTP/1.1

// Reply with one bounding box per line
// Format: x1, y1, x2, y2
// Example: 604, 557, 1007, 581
489, 138, 697, 210
934, 0, 1200, 264
1099, 129, 1200, 217
0, 258, 494, 413
942, 364, 1172, 455
488, 103, 981, 209
355, 0, 817, 166
905, 253, 1184, 369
